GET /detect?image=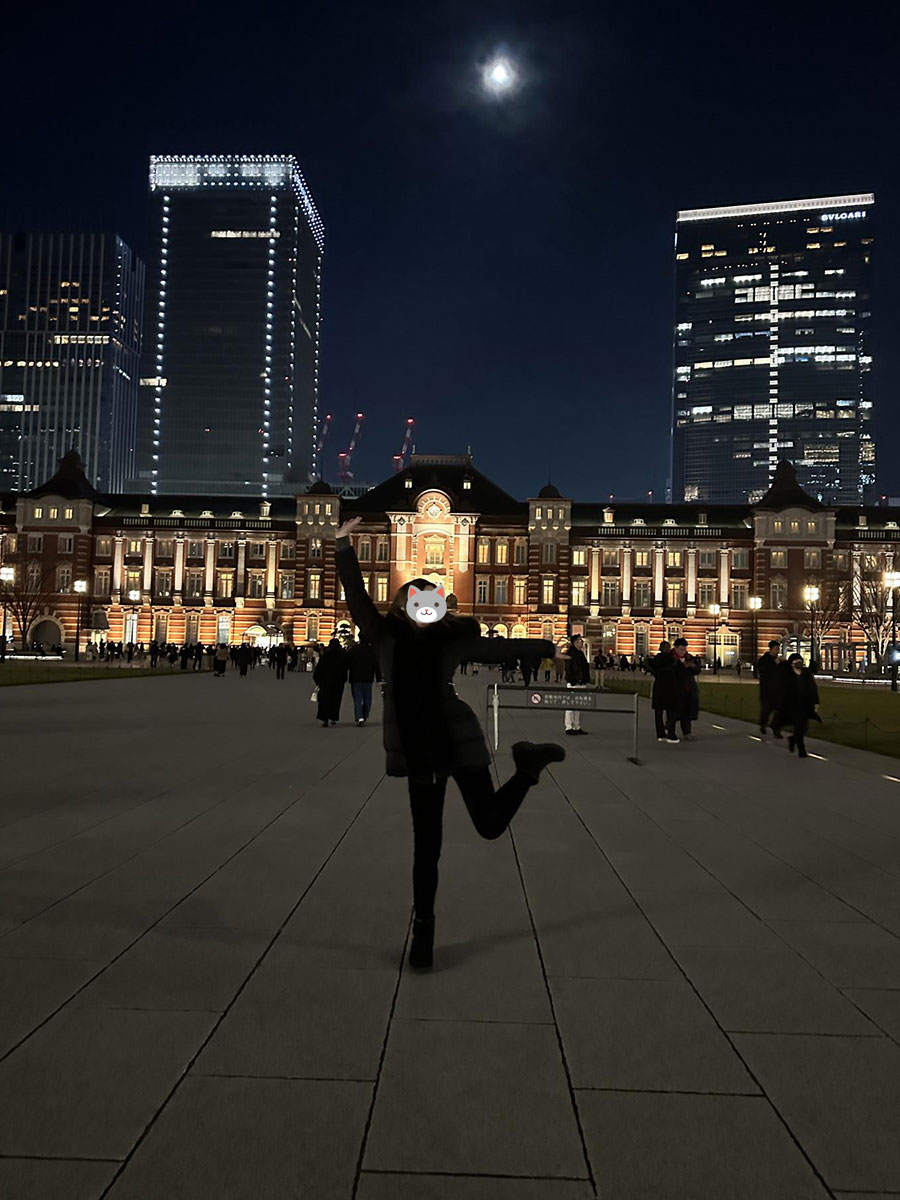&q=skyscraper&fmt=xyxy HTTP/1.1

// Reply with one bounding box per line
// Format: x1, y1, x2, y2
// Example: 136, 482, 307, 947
0, 231, 144, 492
134, 154, 324, 497
671, 193, 875, 505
